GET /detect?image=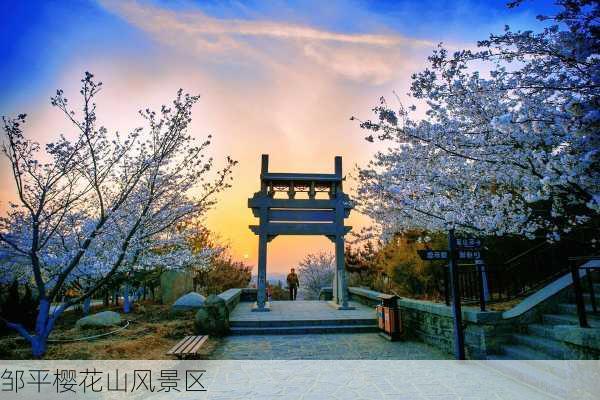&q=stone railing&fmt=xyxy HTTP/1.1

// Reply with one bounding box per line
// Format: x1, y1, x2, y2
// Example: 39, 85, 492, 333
348, 287, 383, 307
348, 286, 507, 359
240, 288, 257, 302
352, 272, 600, 359
218, 288, 242, 313
398, 298, 507, 359
318, 287, 332, 301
